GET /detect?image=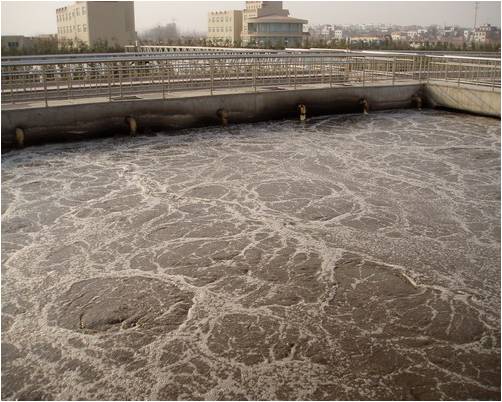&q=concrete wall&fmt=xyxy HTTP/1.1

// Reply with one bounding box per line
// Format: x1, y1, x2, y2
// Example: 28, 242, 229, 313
425, 82, 501, 118
1, 84, 421, 149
